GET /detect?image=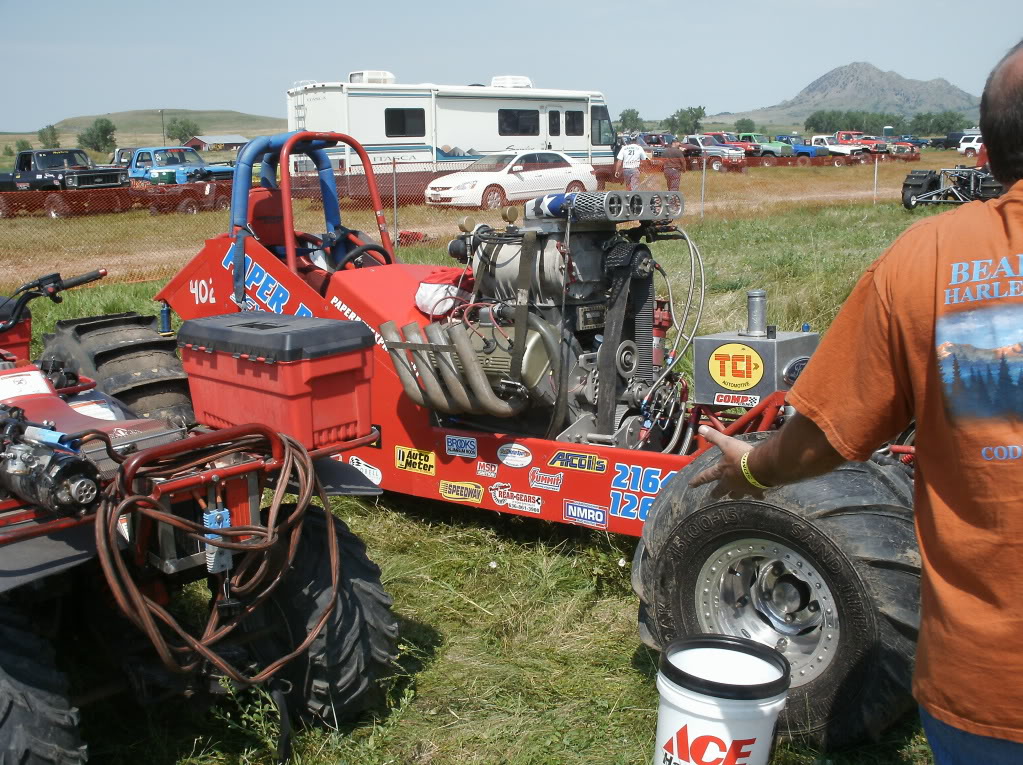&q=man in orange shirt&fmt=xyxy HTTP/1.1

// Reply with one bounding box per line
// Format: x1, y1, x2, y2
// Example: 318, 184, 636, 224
690, 40, 1023, 764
